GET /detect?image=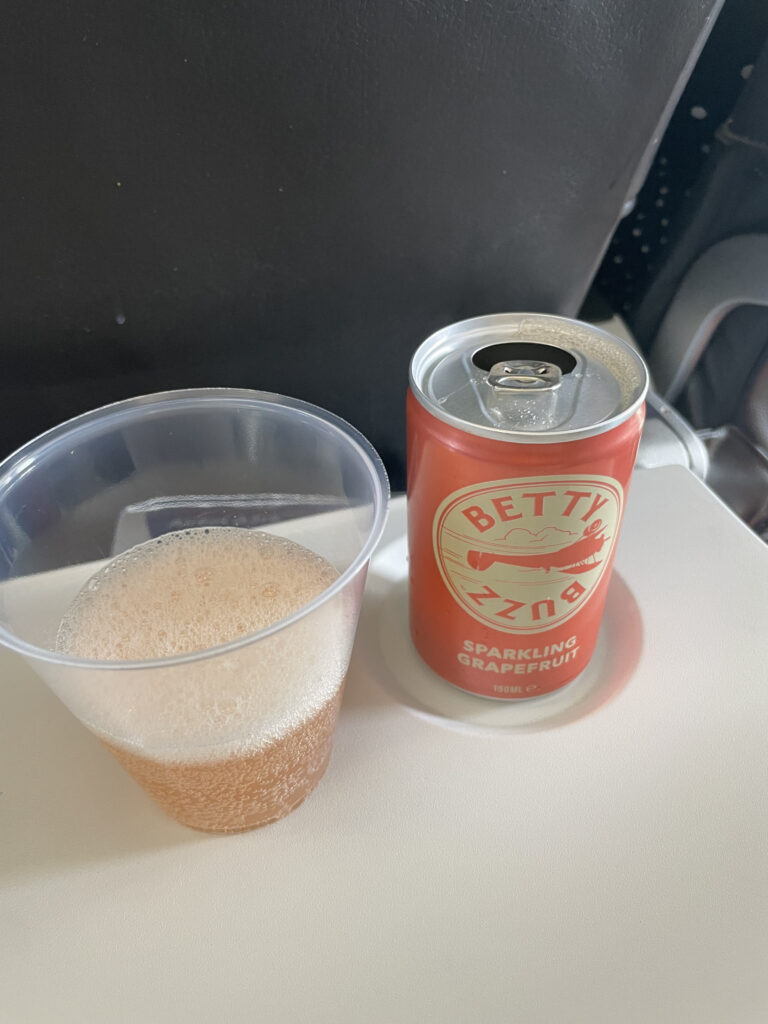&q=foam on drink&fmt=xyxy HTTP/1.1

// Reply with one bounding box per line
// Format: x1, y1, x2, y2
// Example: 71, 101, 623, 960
55, 527, 350, 831
57, 527, 340, 660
